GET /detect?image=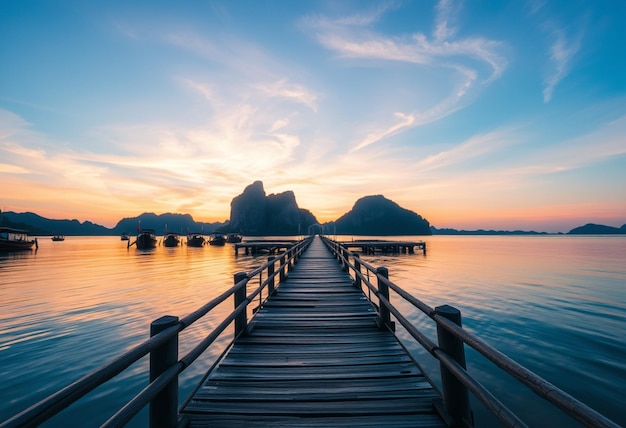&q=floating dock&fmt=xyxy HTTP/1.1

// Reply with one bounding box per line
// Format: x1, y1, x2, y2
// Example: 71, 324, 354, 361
234, 240, 297, 255
340, 240, 427, 255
